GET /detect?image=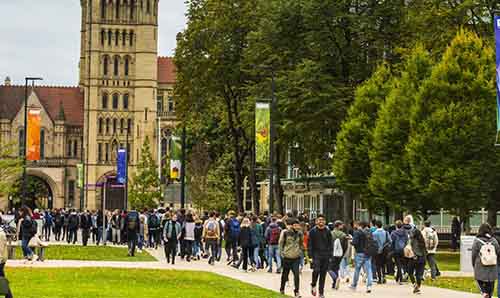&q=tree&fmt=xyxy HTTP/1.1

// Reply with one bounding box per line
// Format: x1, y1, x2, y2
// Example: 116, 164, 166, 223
129, 137, 161, 210
407, 30, 500, 223
0, 143, 22, 196
369, 46, 434, 215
